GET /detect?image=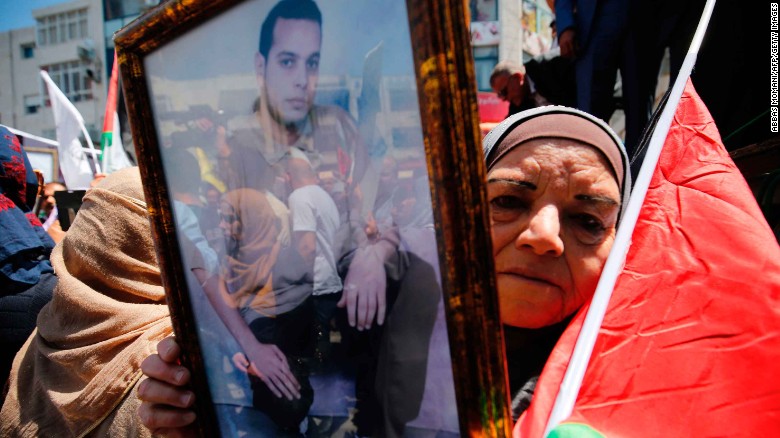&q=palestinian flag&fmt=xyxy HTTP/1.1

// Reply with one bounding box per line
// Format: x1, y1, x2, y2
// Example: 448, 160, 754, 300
516, 79, 780, 438
101, 51, 132, 174
515, 0, 780, 435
